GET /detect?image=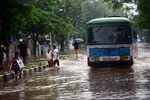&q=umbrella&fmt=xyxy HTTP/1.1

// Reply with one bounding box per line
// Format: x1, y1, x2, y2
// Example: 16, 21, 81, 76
75, 38, 84, 43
